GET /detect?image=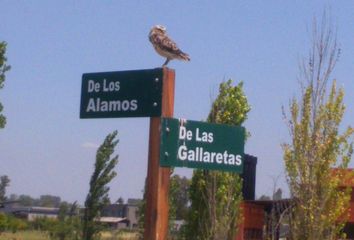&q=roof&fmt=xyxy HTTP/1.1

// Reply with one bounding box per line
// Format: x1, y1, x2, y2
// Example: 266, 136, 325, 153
1, 206, 59, 215
98, 217, 127, 223
245, 199, 293, 213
